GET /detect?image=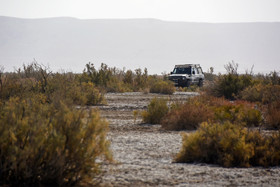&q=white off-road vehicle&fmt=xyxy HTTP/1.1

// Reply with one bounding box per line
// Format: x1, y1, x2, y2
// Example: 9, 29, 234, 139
168, 64, 204, 87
